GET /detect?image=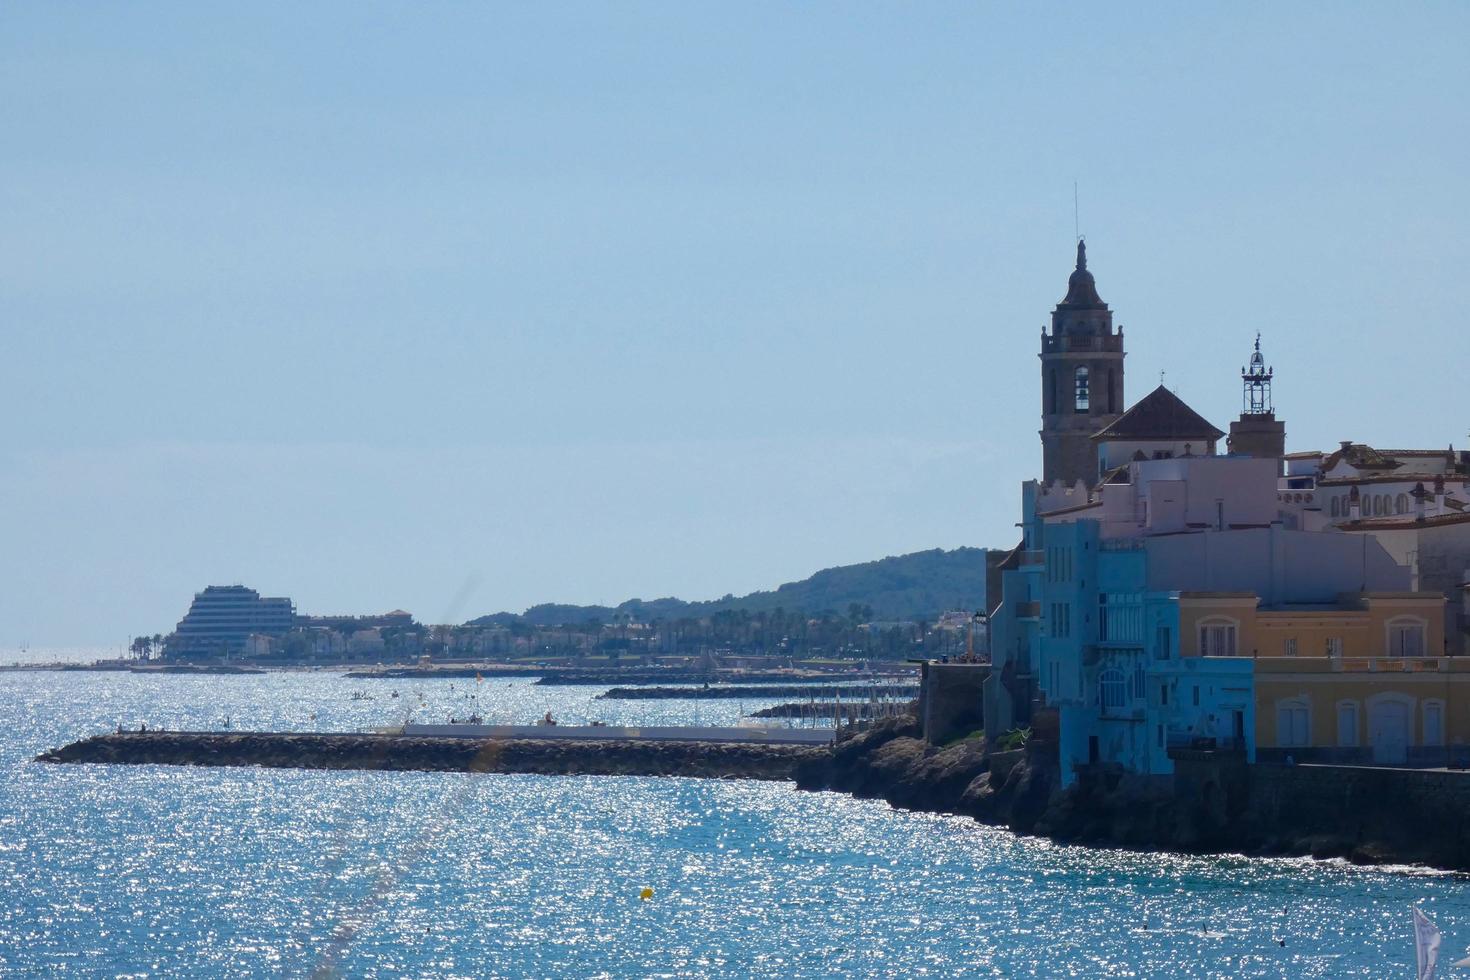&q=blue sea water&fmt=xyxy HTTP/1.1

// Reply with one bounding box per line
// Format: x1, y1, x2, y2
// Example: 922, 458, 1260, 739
3, 666, 1470, 978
